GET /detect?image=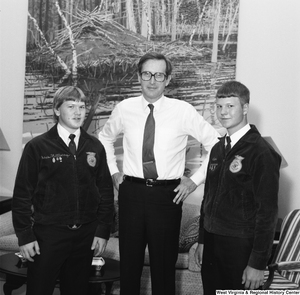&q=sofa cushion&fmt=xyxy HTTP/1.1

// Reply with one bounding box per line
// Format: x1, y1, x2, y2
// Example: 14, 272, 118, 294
178, 215, 200, 253
104, 237, 120, 261
0, 234, 19, 251
0, 211, 15, 237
